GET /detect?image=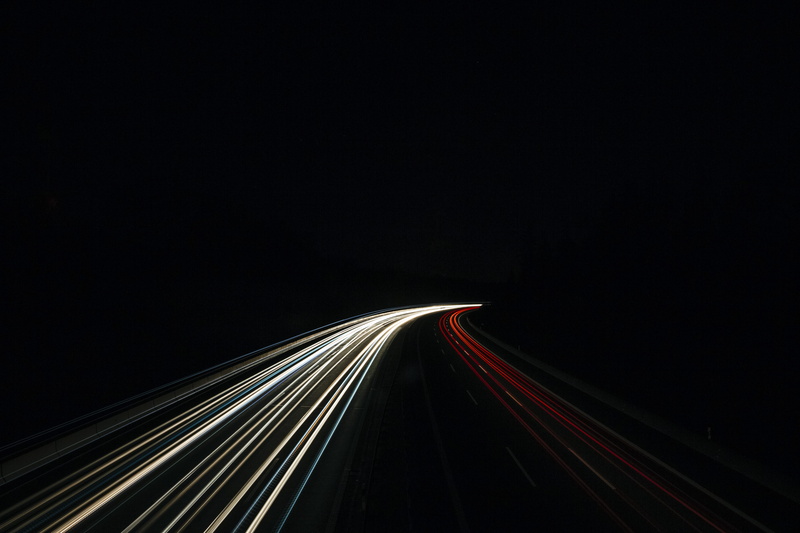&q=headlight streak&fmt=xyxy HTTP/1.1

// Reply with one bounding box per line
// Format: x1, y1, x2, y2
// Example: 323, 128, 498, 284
128, 330, 372, 533
202, 326, 390, 532
5, 336, 341, 532
1, 304, 474, 533
10, 328, 336, 532
263, 312, 422, 533
214, 308, 459, 532
122, 328, 368, 533
236, 331, 384, 532
10, 325, 373, 533
438, 308, 752, 533
117, 319, 396, 532
50, 340, 346, 533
